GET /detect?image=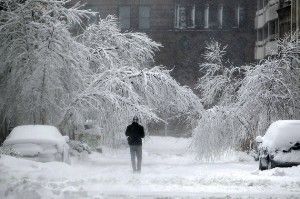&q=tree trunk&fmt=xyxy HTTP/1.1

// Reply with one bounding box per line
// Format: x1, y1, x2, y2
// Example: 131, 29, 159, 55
40, 67, 47, 124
